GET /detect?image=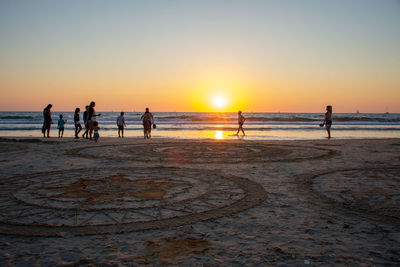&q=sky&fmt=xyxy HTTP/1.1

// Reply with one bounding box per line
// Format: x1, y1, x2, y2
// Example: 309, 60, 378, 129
0, 0, 399, 112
